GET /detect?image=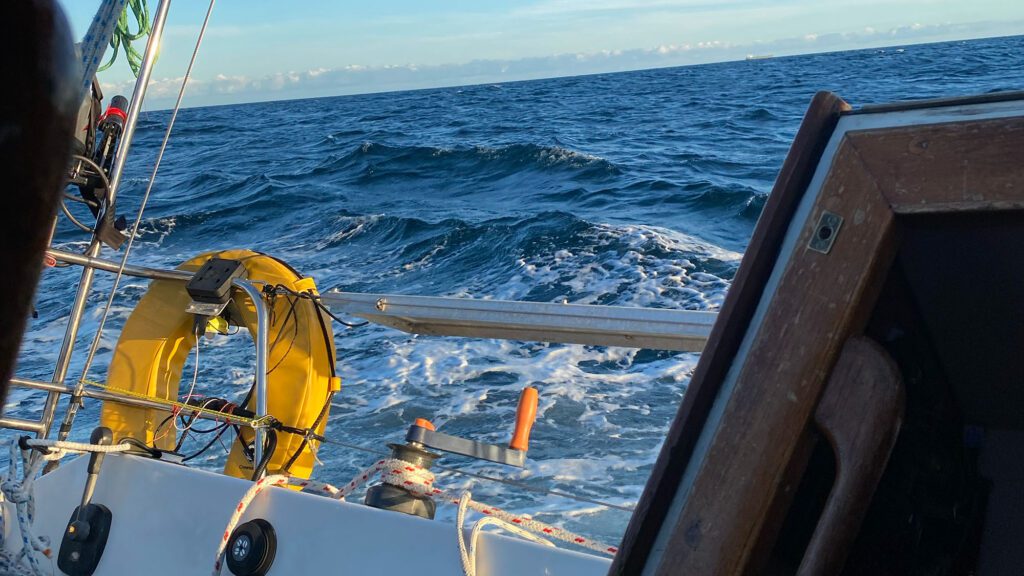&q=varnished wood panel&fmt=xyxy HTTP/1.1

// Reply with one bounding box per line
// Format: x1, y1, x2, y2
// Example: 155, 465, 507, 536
609, 92, 850, 575
847, 118, 1024, 213
652, 138, 898, 574
798, 336, 904, 575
